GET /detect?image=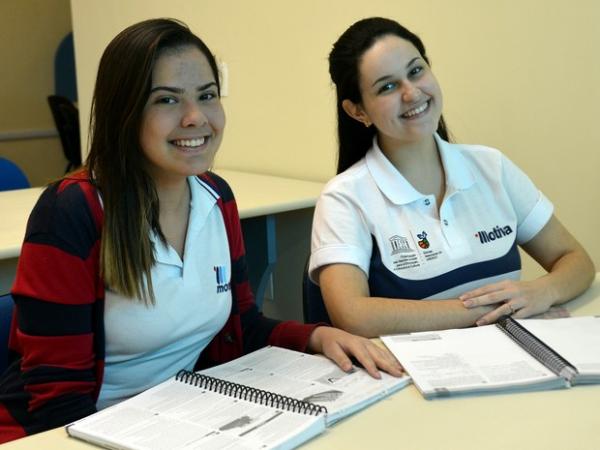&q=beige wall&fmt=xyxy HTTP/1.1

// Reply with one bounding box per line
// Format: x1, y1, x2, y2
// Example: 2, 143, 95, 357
71, 0, 600, 273
0, 0, 72, 185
